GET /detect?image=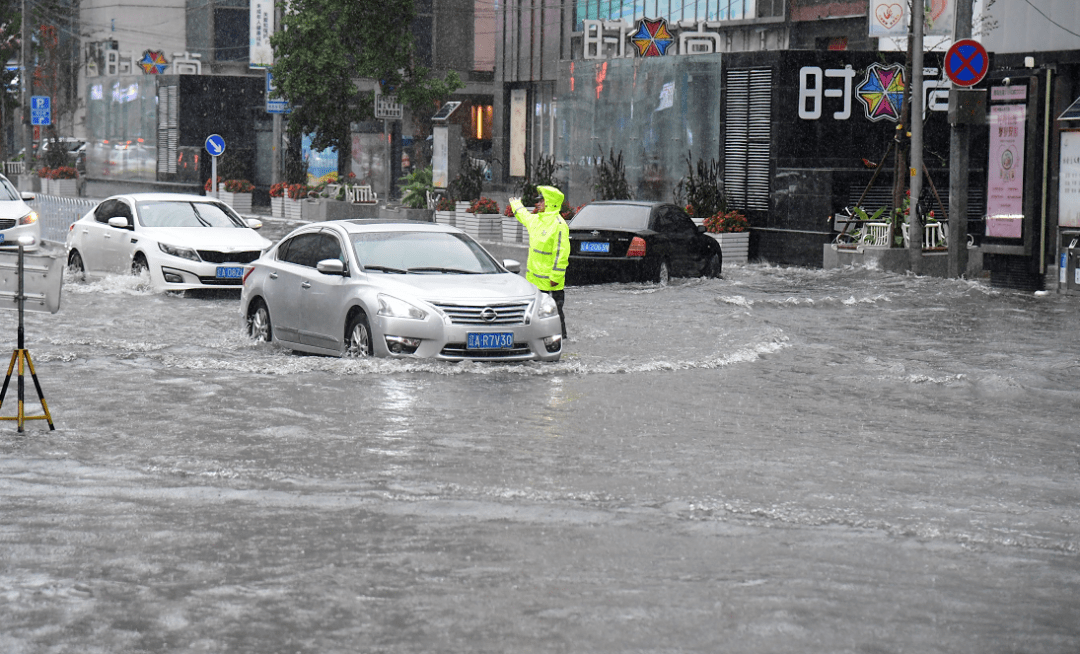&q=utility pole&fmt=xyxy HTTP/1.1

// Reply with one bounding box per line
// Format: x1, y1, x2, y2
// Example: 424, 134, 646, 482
270, 2, 282, 185
20, 0, 32, 176
947, 0, 975, 277
908, 0, 925, 275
